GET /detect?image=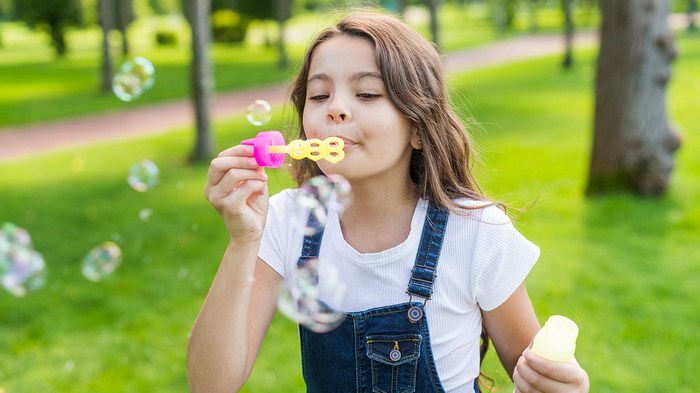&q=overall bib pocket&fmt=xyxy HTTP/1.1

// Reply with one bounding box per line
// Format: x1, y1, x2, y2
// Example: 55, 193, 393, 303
366, 334, 422, 393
